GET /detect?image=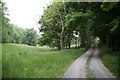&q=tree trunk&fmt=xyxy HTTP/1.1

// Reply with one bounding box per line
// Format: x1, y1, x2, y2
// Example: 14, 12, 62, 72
60, 3, 66, 50
60, 16, 64, 50
106, 34, 109, 48
57, 39, 61, 50
116, 39, 120, 51
112, 38, 115, 51
80, 32, 85, 47
60, 34, 63, 50
78, 32, 81, 47
68, 33, 71, 49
